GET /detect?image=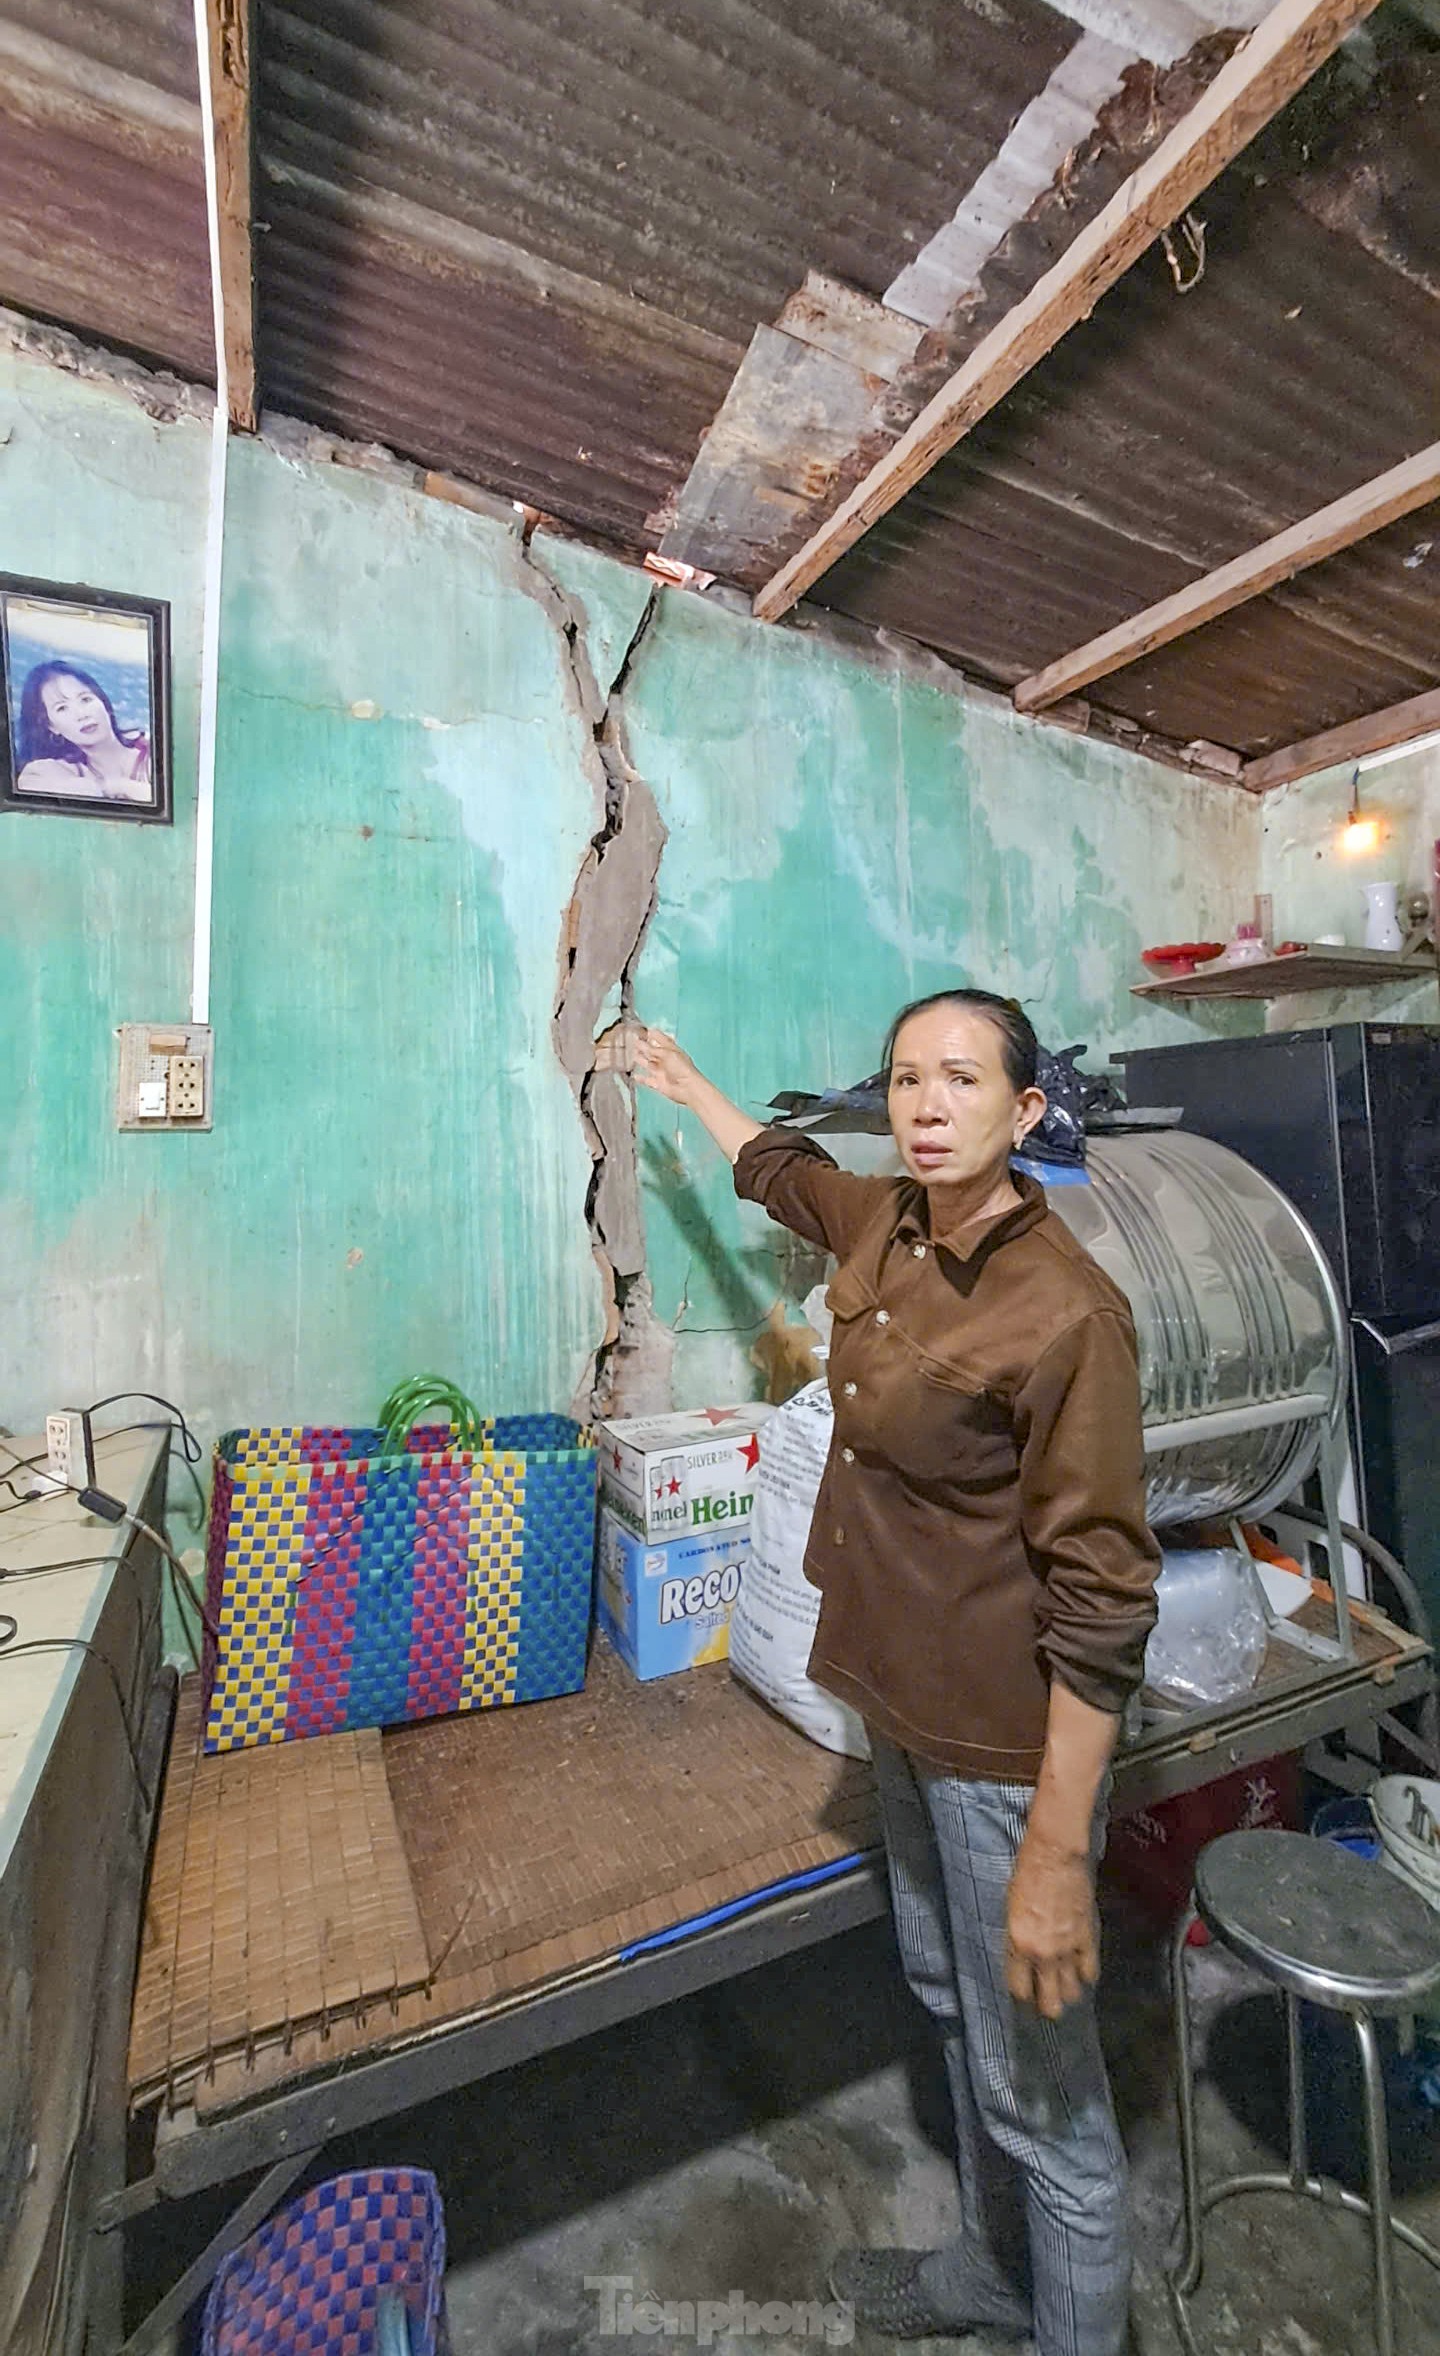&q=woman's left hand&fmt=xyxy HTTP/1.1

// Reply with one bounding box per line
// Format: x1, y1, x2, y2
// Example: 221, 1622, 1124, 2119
1004, 1833, 1100, 2020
